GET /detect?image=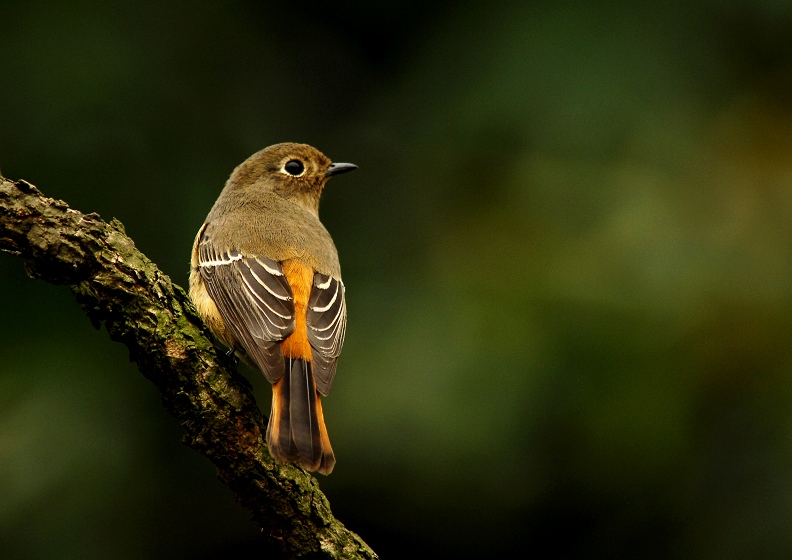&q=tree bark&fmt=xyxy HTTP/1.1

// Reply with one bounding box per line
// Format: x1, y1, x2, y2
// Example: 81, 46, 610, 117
0, 175, 377, 560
